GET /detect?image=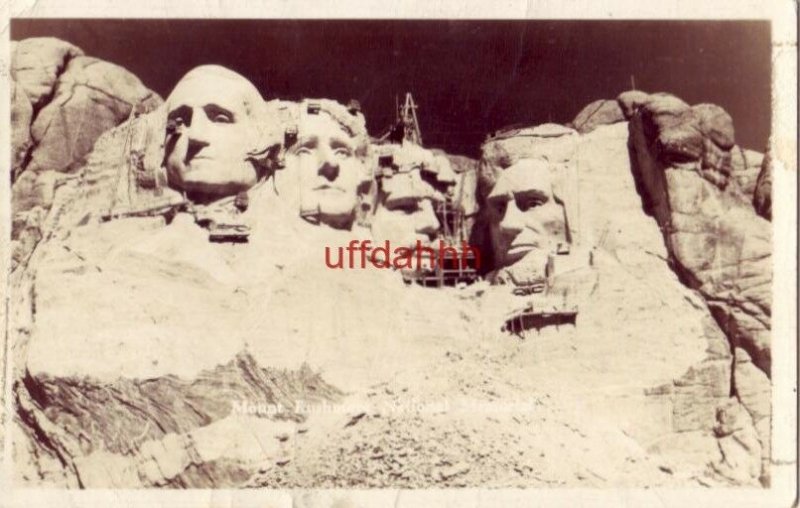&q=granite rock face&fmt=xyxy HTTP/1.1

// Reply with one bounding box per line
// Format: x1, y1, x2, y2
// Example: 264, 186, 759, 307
627, 91, 771, 378
617, 90, 651, 119
8, 57, 771, 488
729, 147, 766, 206
16, 352, 341, 487
9, 38, 163, 272
25, 56, 162, 178
11, 37, 84, 111
623, 92, 771, 484
479, 123, 579, 201
10, 80, 34, 182
477, 118, 769, 486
